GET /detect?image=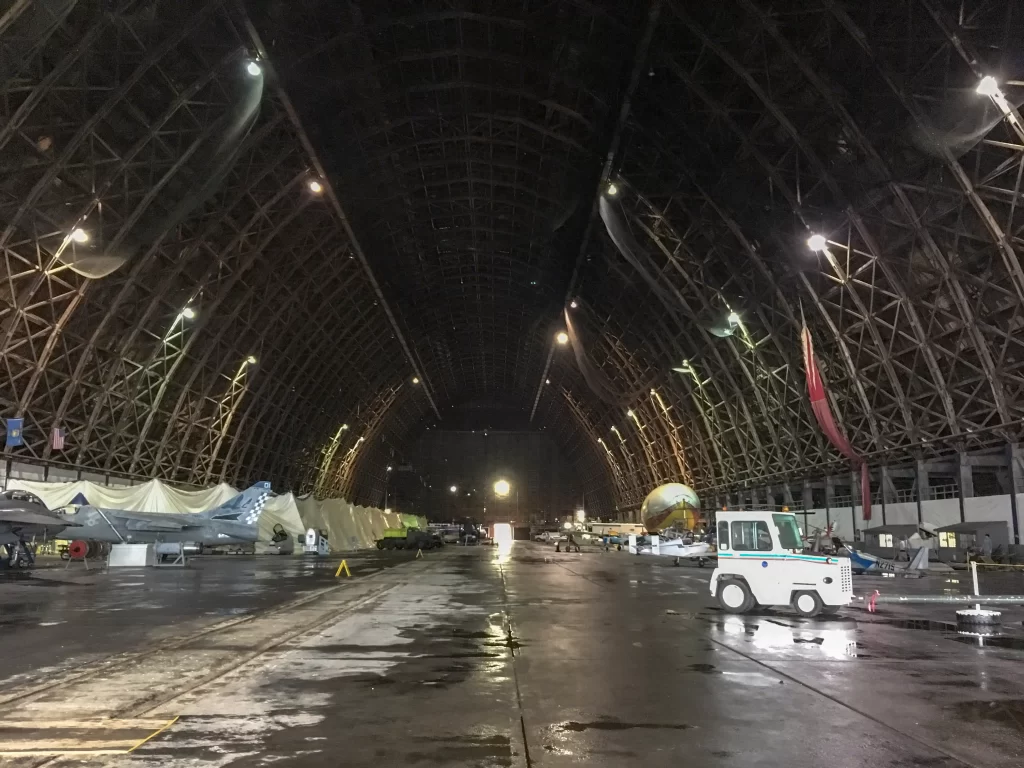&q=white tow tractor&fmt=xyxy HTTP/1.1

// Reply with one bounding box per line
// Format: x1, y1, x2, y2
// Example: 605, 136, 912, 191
710, 511, 853, 618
